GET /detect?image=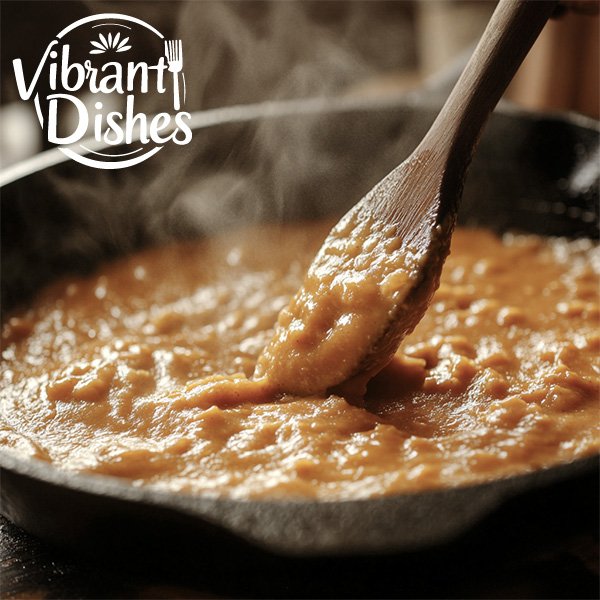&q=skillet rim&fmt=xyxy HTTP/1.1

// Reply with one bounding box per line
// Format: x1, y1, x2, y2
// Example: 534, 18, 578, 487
1, 447, 598, 557
1, 93, 598, 188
